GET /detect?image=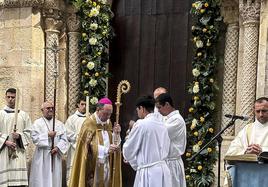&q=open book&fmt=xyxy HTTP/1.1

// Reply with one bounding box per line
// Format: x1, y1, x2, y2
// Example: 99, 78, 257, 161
225, 152, 268, 164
